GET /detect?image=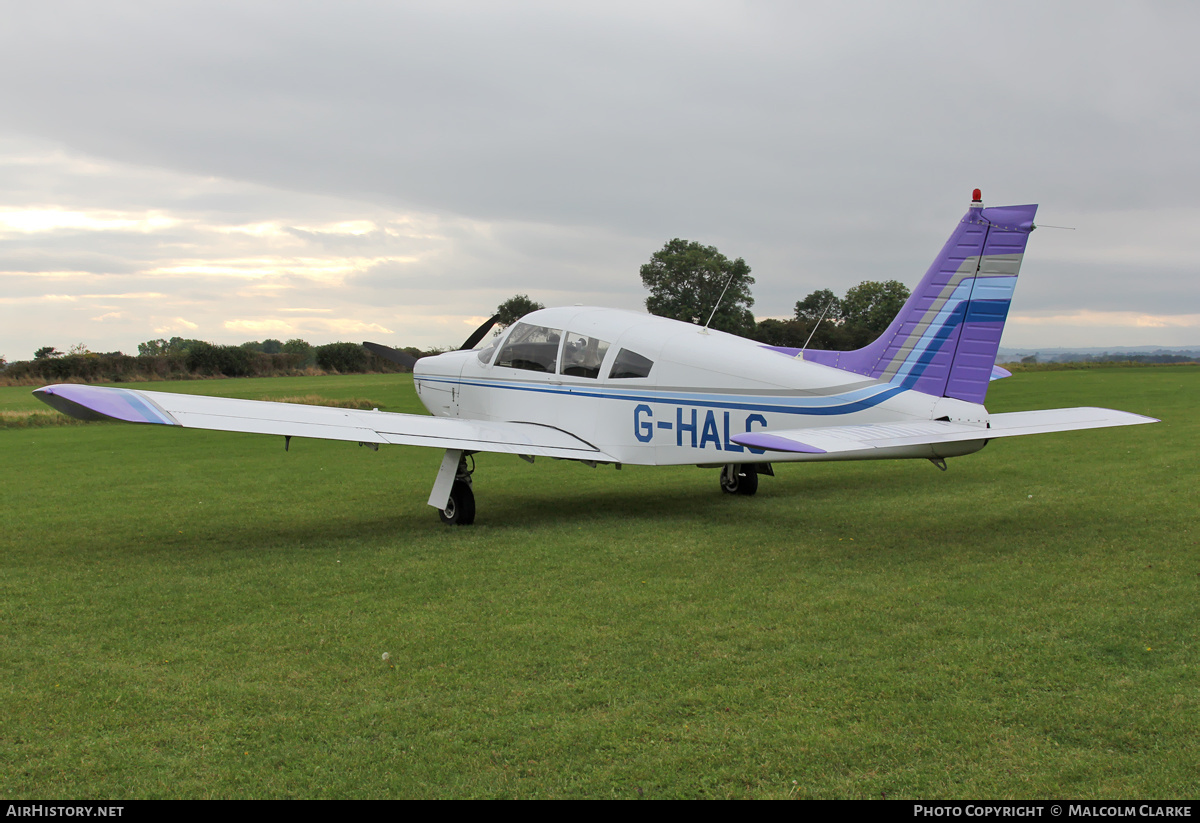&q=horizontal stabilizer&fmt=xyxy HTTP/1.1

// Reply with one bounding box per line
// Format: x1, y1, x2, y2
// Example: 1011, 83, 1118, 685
731, 407, 1157, 455
33, 384, 615, 461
